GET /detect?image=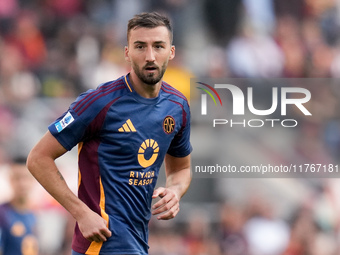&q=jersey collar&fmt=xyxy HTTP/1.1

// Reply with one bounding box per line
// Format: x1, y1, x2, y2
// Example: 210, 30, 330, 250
124, 73, 134, 92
